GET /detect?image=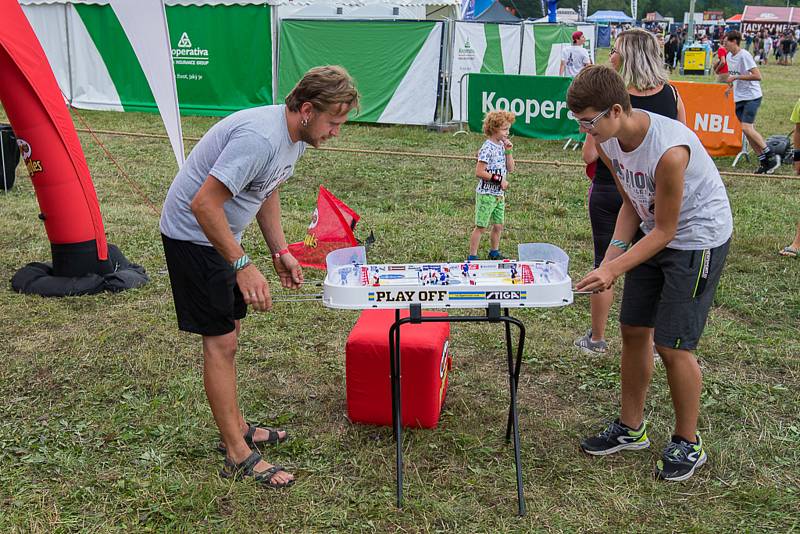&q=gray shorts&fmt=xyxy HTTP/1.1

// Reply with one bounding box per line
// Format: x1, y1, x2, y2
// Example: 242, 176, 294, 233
735, 98, 762, 124
620, 238, 730, 351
